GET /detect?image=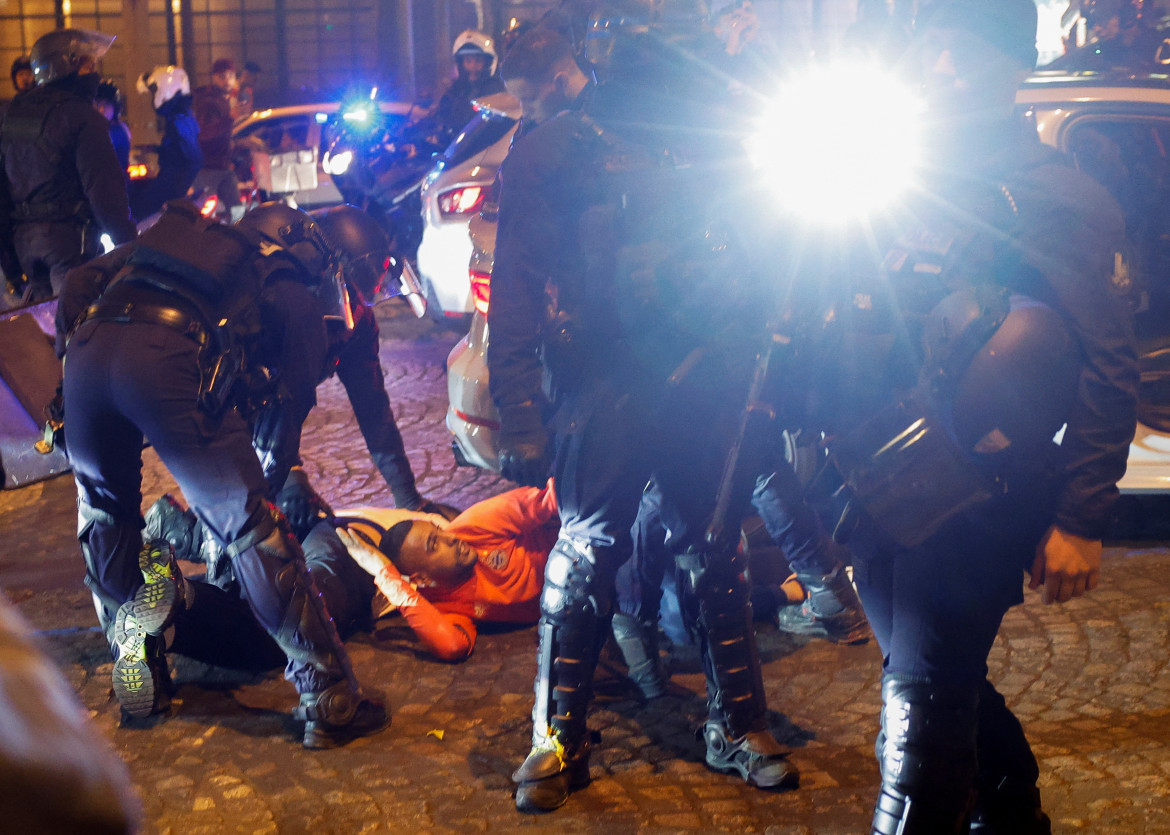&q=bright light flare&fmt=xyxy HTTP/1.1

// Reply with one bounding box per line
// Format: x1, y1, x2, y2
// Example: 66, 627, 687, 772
746, 63, 925, 224
322, 149, 353, 175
